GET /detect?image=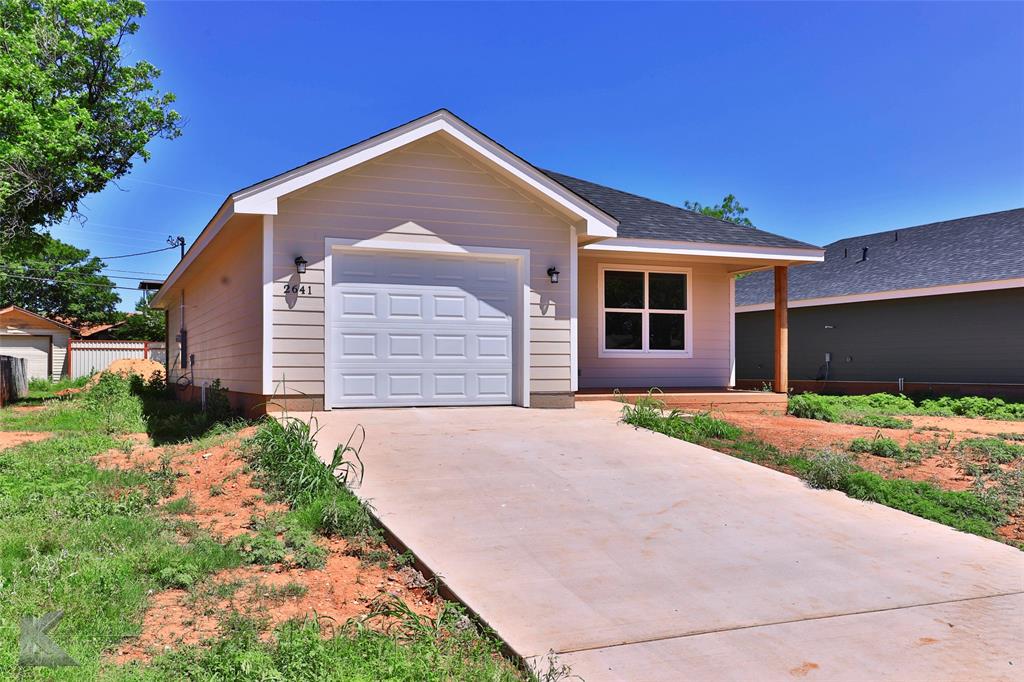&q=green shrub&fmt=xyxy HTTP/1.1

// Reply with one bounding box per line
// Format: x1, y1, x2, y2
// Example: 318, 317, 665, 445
804, 450, 857, 489
998, 432, 1024, 442
82, 372, 146, 434
958, 437, 1024, 464
848, 435, 903, 458
919, 396, 1024, 420
788, 393, 841, 422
